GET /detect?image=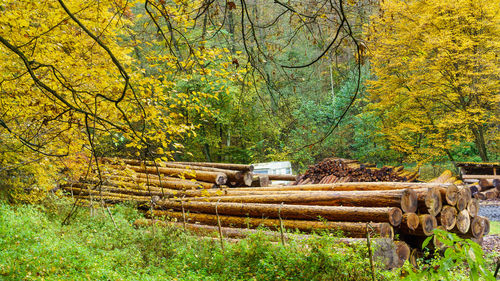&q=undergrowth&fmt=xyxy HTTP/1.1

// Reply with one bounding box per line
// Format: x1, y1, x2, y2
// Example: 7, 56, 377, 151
0, 197, 497, 280
0, 197, 396, 281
